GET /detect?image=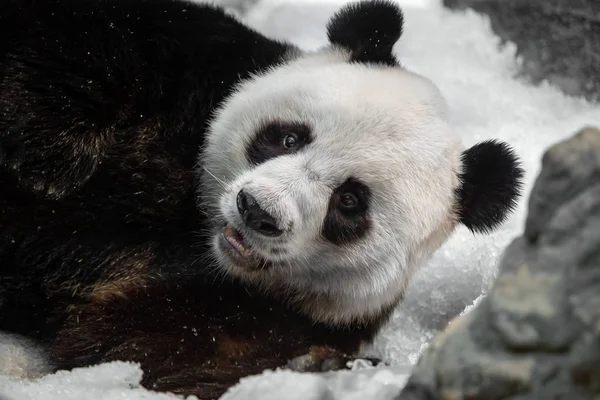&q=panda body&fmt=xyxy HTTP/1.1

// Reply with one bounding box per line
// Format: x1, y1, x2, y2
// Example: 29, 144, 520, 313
0, 0, 523, 398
